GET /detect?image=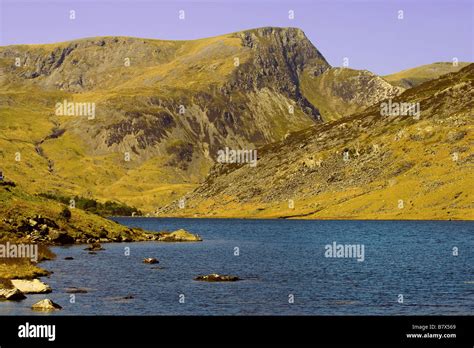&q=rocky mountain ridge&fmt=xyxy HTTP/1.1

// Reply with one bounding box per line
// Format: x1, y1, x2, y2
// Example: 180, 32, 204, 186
0, 27, 460, 213
161, 64, 474, 219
